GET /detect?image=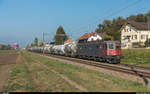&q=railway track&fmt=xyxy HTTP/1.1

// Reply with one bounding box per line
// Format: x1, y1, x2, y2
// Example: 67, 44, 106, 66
50, 55, 150, 78
32, 52, 150, 79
